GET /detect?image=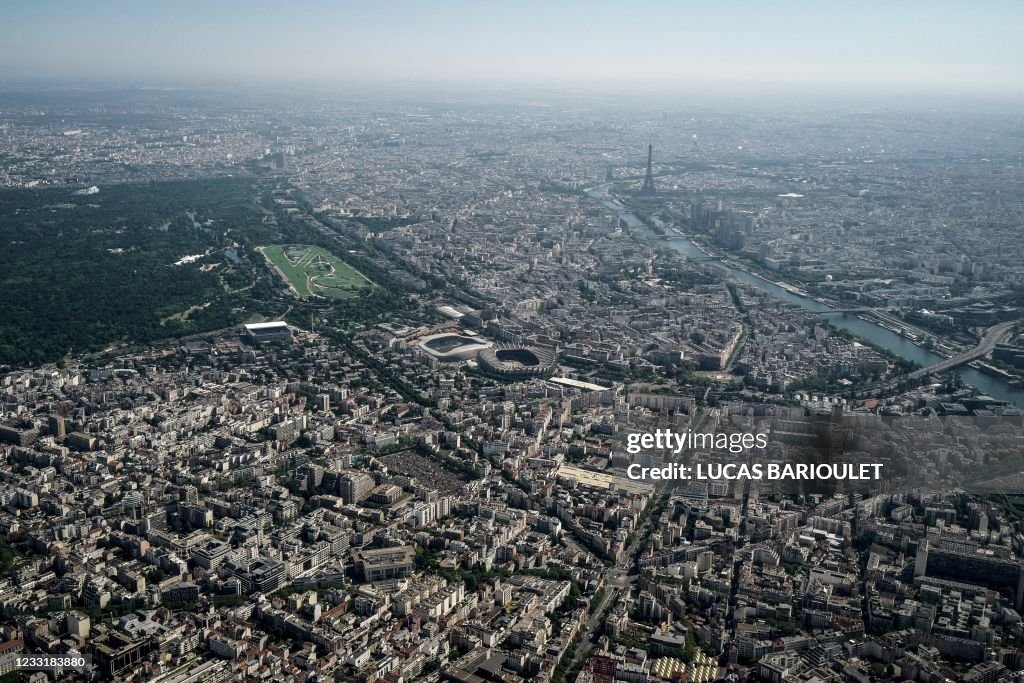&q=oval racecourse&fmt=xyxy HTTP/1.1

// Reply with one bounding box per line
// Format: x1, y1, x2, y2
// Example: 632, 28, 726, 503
259, 244, 374, 299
